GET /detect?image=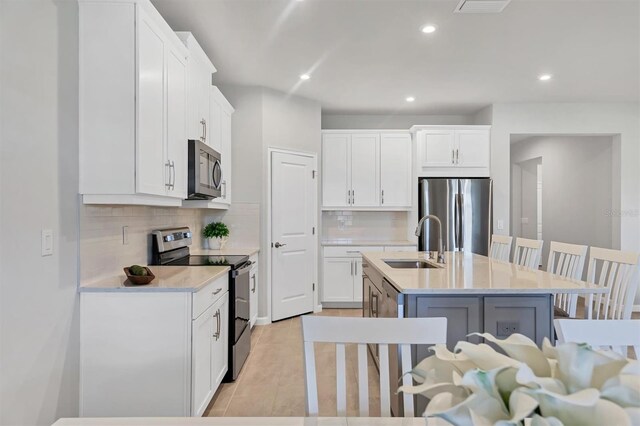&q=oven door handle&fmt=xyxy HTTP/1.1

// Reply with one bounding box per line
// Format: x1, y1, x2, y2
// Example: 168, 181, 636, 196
231, 261, 253, 278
